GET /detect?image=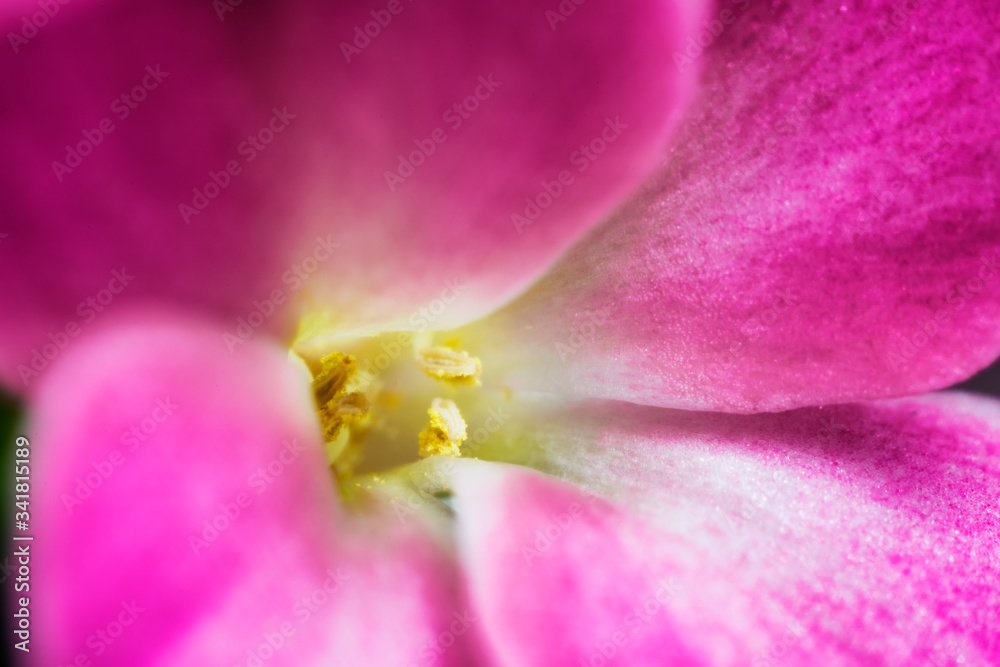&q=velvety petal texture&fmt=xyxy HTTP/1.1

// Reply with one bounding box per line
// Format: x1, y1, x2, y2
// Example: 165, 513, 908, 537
445, 459, 702, 666
461, 0, 1000, 412
29, 315, 485, 666
449, 391, 1000, 665
0, 0, 703, 392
